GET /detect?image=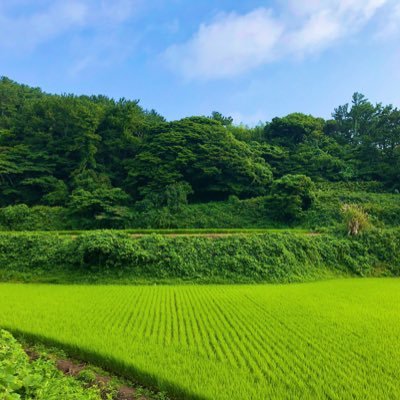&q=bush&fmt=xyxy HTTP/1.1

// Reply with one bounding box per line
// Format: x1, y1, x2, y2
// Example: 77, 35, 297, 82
268, 175, 315, 222
0, 230, 398, 283
0, 205, 68, 231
